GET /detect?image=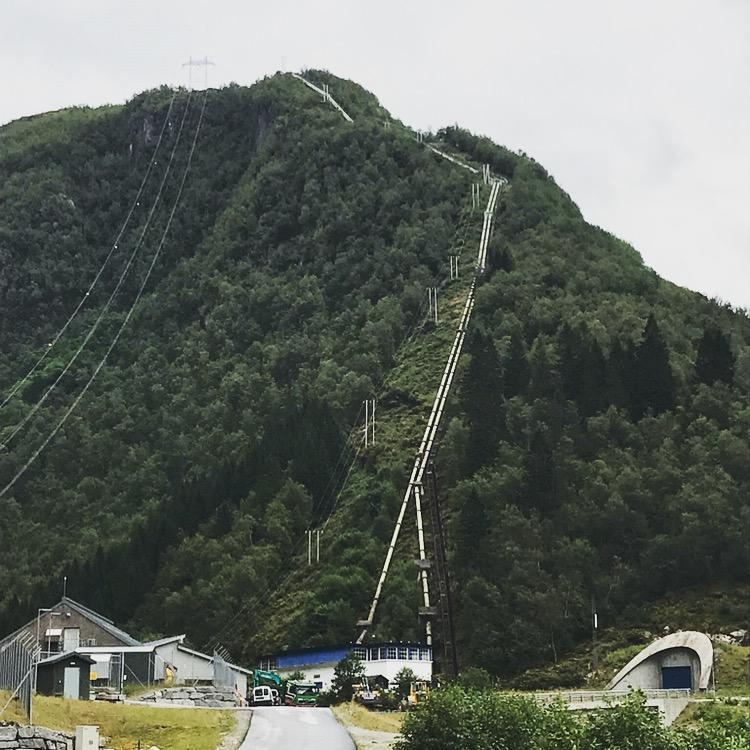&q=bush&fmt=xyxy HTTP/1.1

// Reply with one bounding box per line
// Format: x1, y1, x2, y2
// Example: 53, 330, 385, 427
395, 688, 750, 750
